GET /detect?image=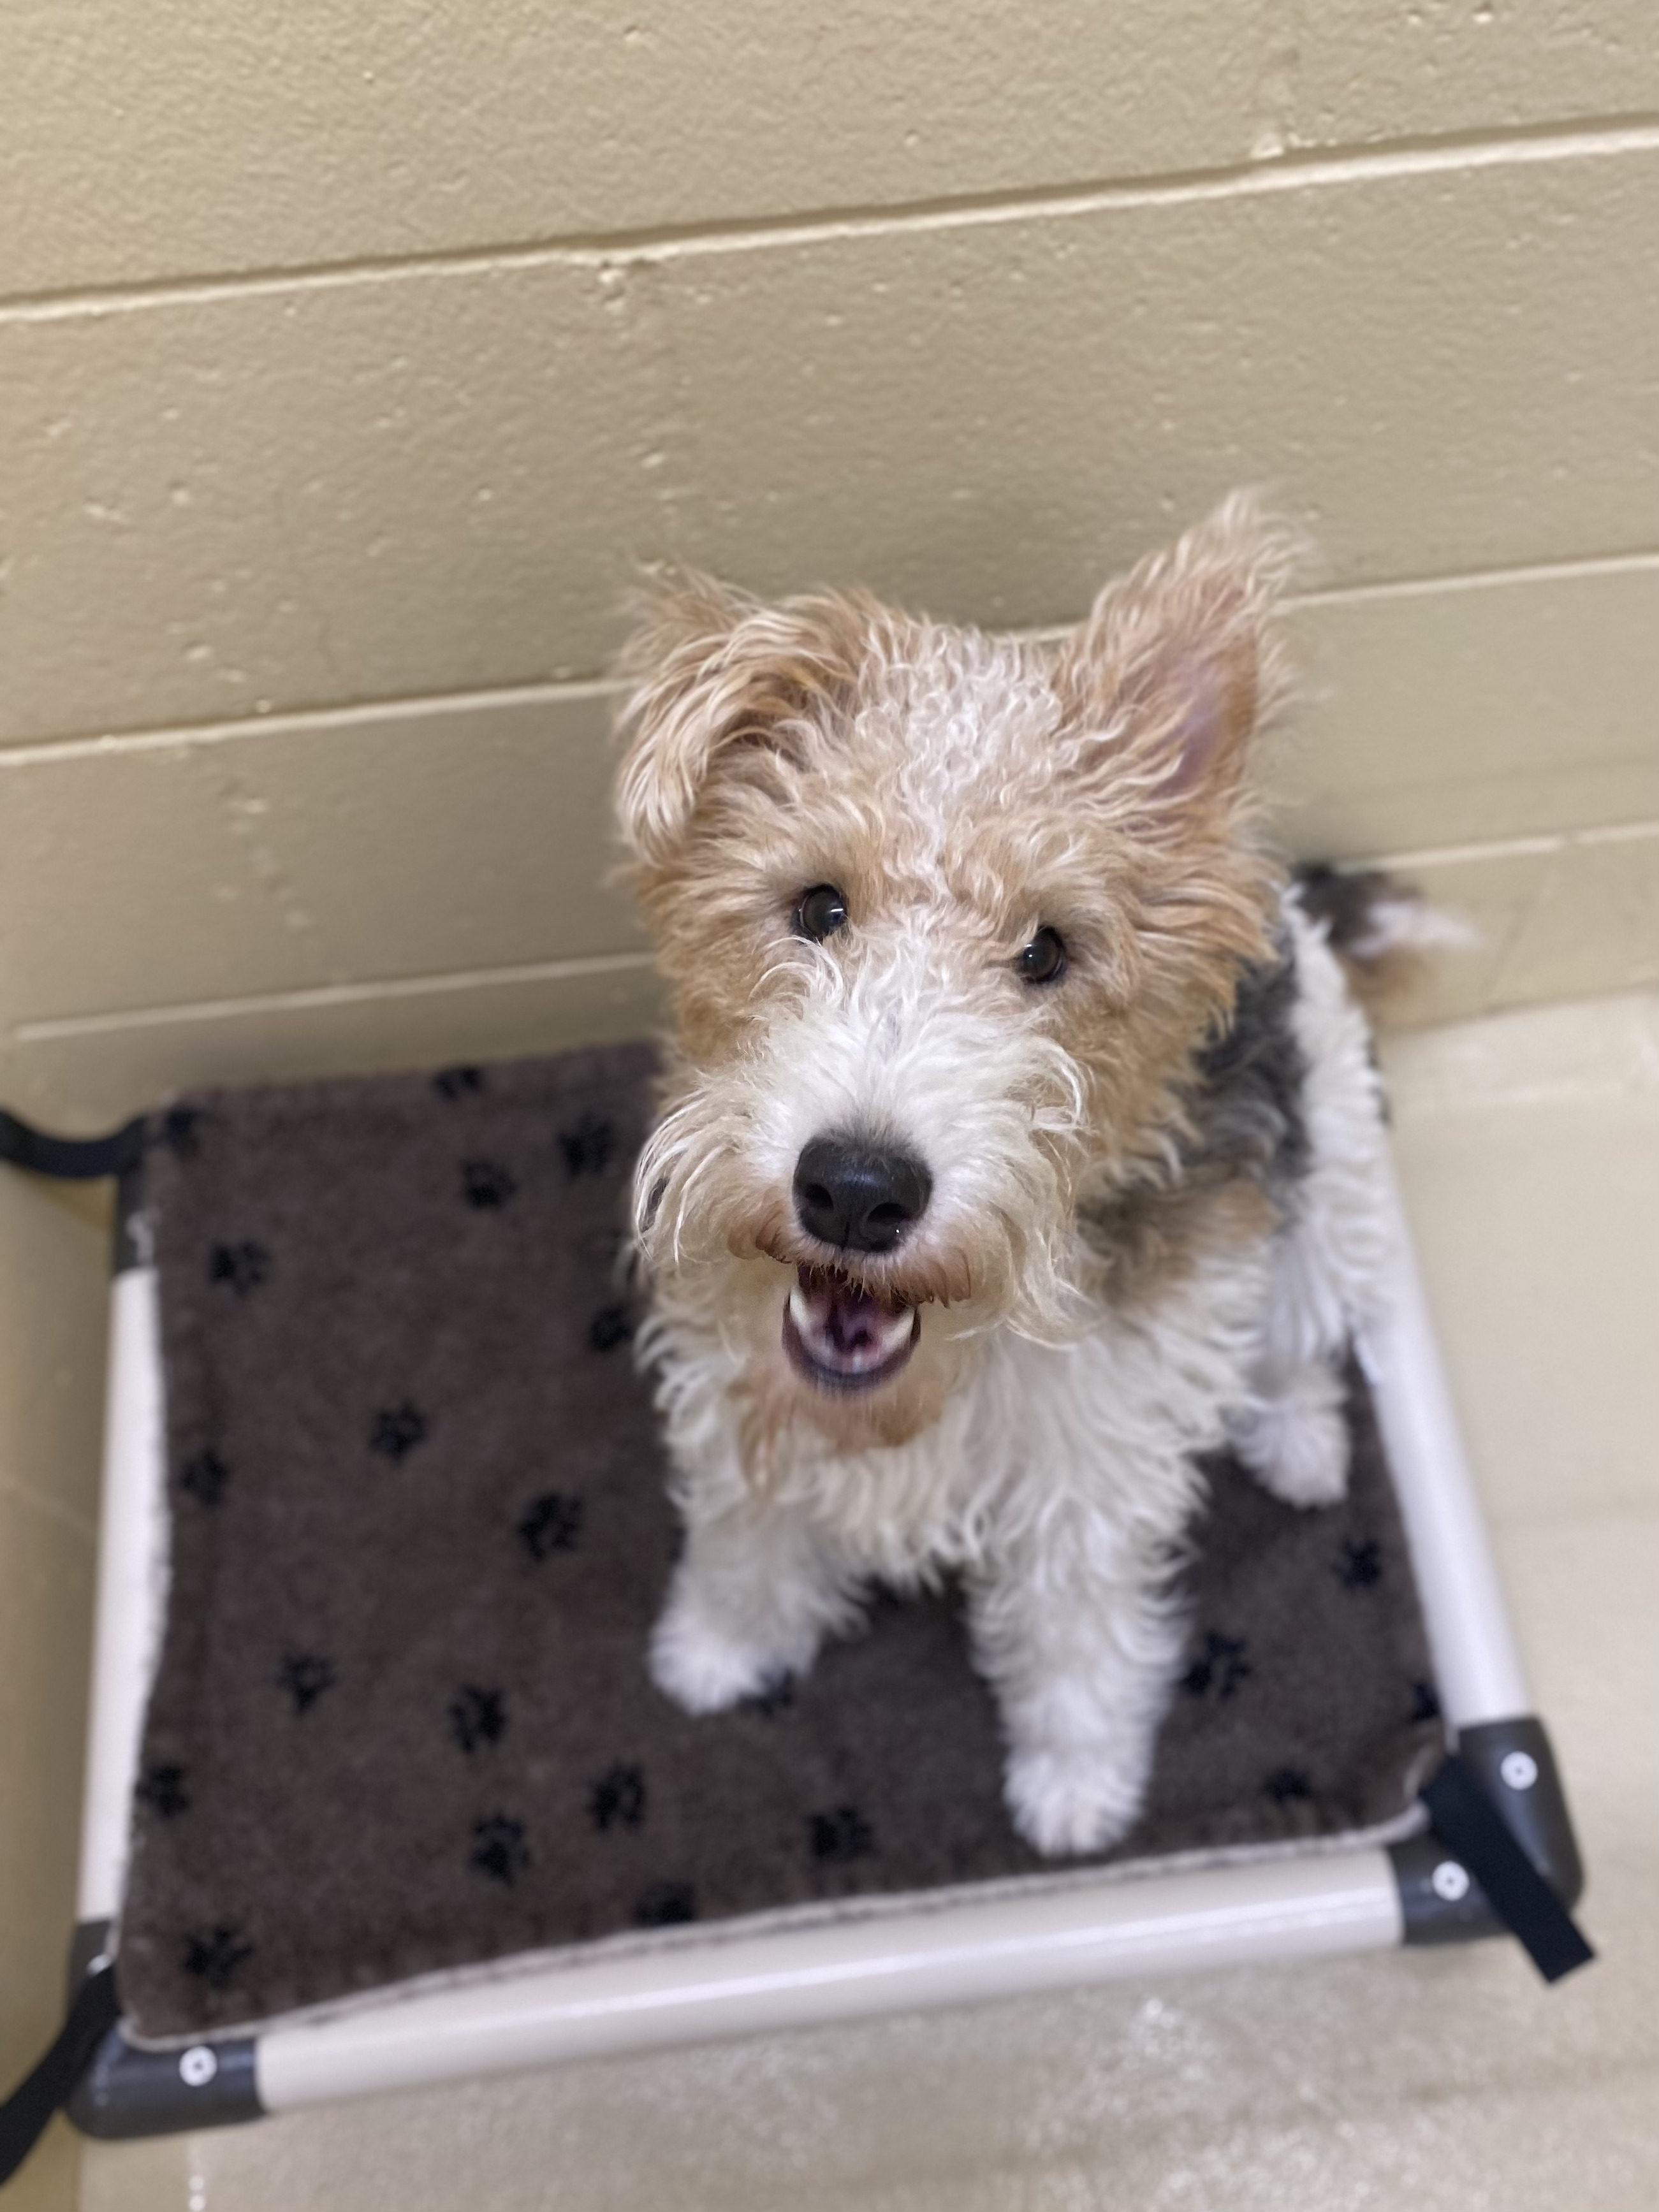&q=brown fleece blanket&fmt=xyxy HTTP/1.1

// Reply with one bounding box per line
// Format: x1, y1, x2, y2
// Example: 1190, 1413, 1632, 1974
117, 1045, 1442, 2038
